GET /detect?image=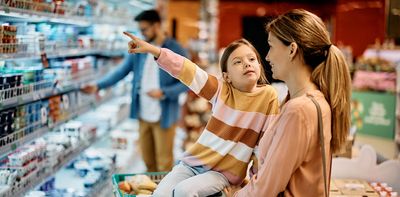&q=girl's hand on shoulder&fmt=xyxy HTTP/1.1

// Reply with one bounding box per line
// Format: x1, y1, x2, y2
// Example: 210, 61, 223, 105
123, 32, 161, 58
